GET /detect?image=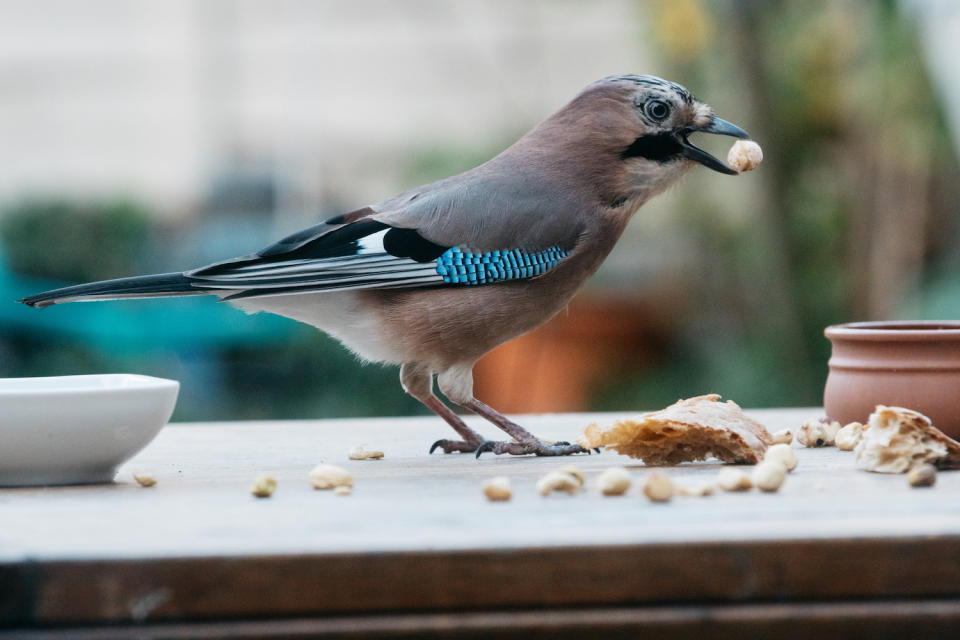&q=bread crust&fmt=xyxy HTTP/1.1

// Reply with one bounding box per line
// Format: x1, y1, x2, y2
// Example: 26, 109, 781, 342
855, 405, 960, 473
577, 394, 773, 465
